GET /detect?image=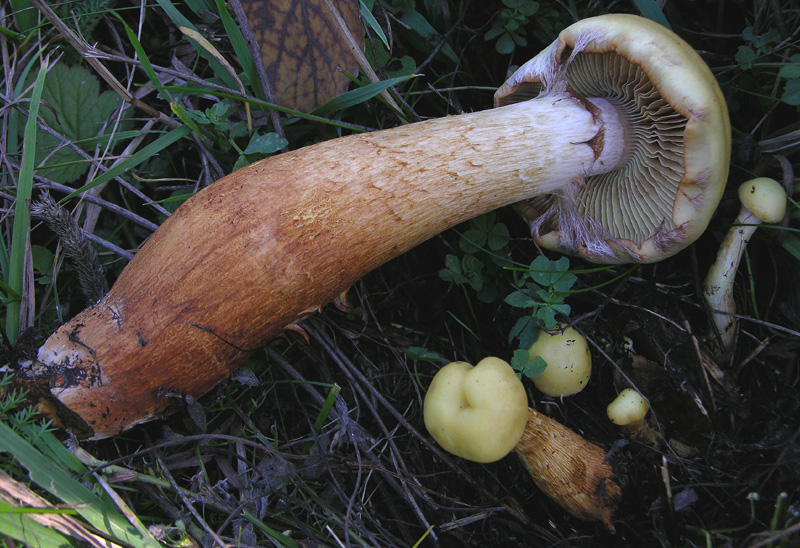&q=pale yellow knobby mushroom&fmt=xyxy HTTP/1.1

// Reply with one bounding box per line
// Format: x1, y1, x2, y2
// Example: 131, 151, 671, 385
424, 357, 621, 530
526, 325, 592, 397
607, 388, 650, 425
